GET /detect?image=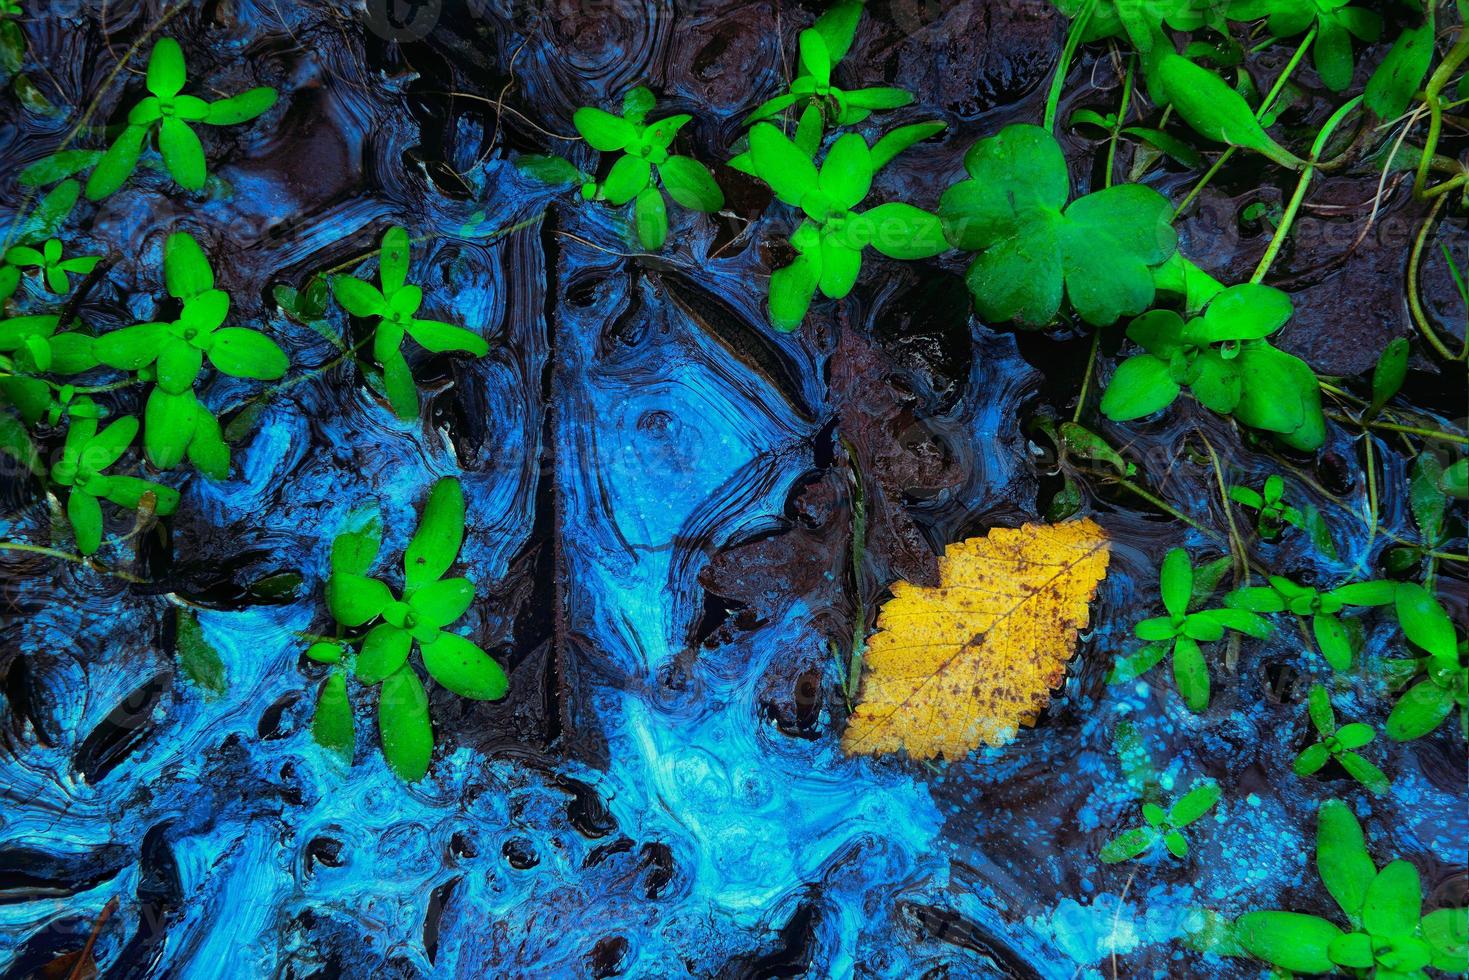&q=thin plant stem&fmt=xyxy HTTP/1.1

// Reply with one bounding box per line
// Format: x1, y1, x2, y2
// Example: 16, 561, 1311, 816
1044, 0, 1099, 134
0, 541, 148, 583
1406, 194, 1468, 361
1073, 328, 1103, 424
1104, 59, 1135, 189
